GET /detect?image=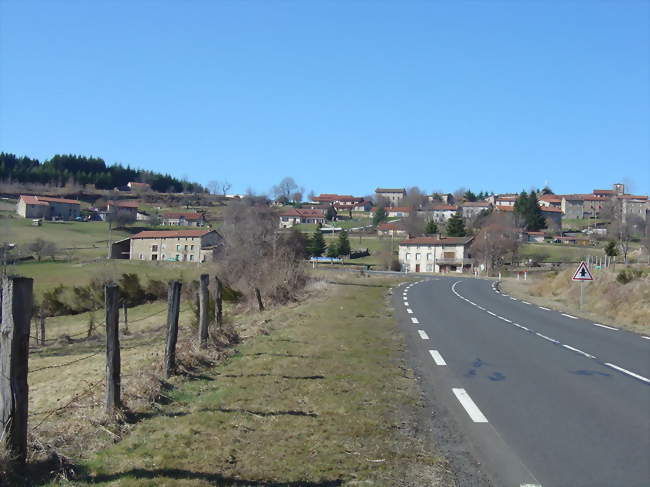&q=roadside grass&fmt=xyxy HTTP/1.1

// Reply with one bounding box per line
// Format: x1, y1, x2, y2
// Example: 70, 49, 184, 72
9, 260, 203, 298
502, 267, 650, 335
519, 242, 604, 263
59, 276, 451, 486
